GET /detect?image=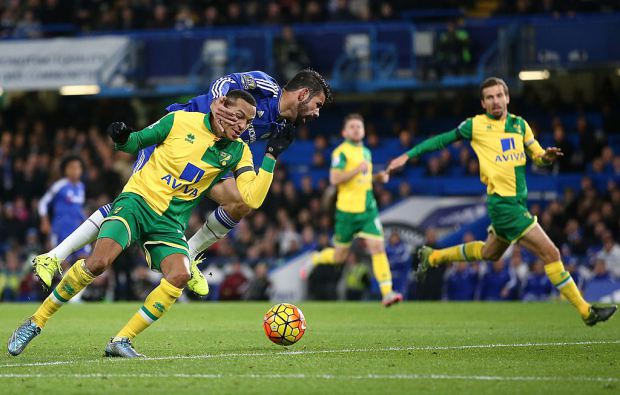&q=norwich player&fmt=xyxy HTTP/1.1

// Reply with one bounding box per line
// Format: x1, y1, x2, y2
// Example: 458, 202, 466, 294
312, 113, 403, 307
387, 77, 617, 325
8, 90, 293, 357
32, 70, 330, 297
